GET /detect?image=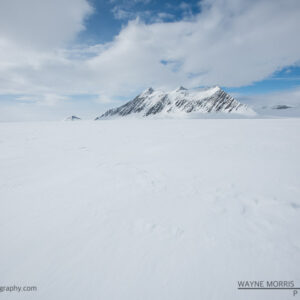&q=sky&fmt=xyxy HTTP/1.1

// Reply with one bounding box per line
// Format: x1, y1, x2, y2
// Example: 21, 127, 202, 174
0, 0, 300, 121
